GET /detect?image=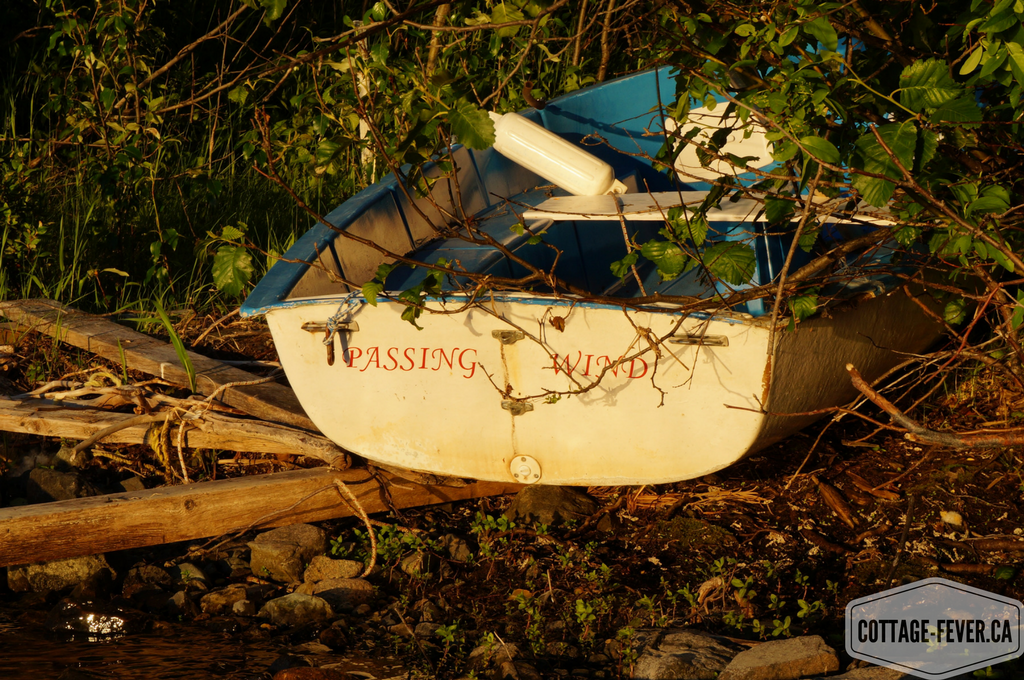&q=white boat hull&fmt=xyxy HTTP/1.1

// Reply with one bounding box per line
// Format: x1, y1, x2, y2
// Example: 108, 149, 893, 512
265, 287, 940, 485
